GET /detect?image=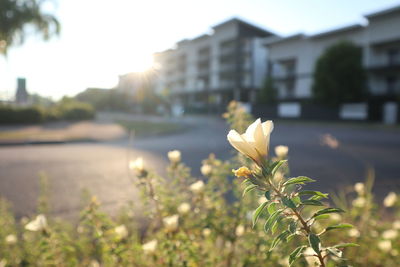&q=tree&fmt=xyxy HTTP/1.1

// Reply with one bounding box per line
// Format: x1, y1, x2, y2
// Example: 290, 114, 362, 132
312, 41, 366, 106
257, 77, 277, 104
0, 0, 60, 55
